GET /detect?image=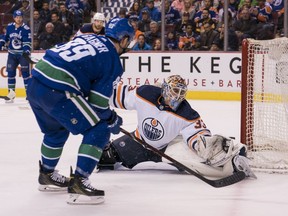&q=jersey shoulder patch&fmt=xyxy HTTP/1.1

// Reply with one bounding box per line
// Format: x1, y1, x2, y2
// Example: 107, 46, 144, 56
23, 24, 30, 30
